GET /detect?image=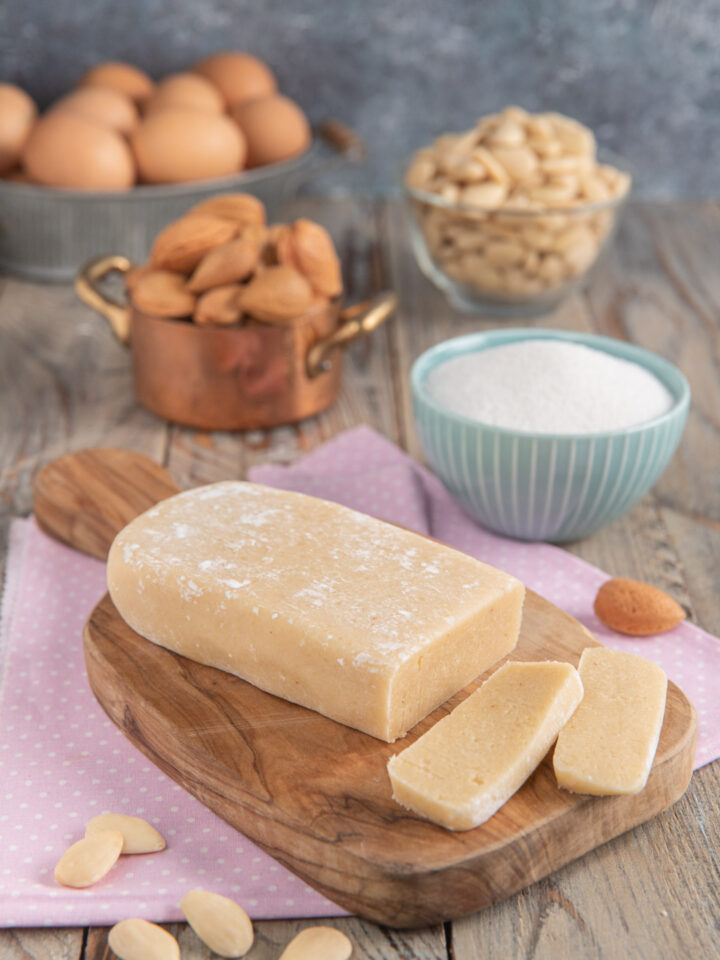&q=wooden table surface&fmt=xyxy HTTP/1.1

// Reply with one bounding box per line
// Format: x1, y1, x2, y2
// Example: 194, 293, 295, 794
0, 197, 718, 959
